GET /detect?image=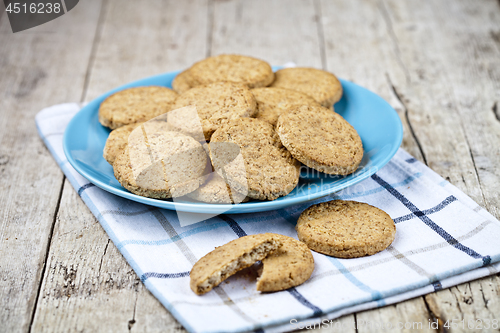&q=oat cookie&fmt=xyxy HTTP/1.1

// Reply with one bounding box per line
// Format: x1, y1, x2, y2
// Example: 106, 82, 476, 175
98, 86, 178, 130
189, 54, 274, 89
210, 118, 301, 201
171, 69, 194, 94
113, 125, 207, 199
296, 200, 396, 258
187, 173, 248, 204
190, 233, 283, 295
256, 235, 314, 292
251, 87, 322, 126
168, 82, 257, 141
276, 104, 363, 175
270, 67, 343, 108
103, 122, 144, 165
